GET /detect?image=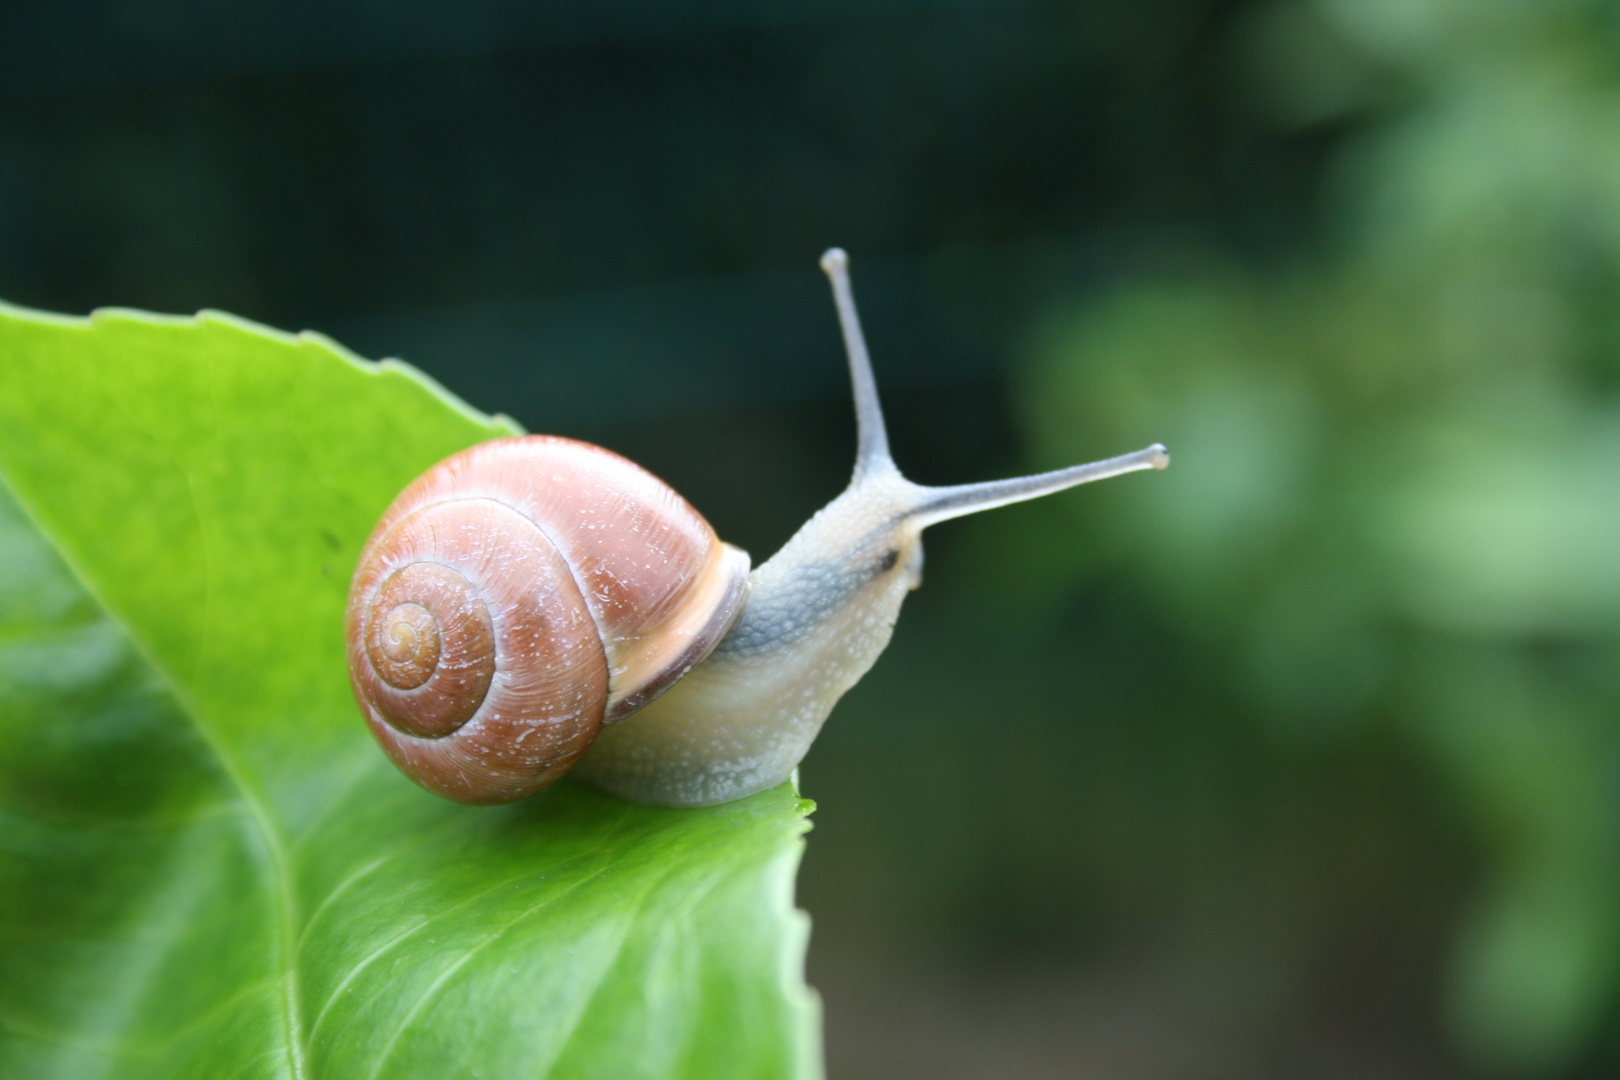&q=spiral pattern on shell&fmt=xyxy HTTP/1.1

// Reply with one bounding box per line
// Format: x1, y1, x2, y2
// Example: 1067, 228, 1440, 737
345, 436, 750, 804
